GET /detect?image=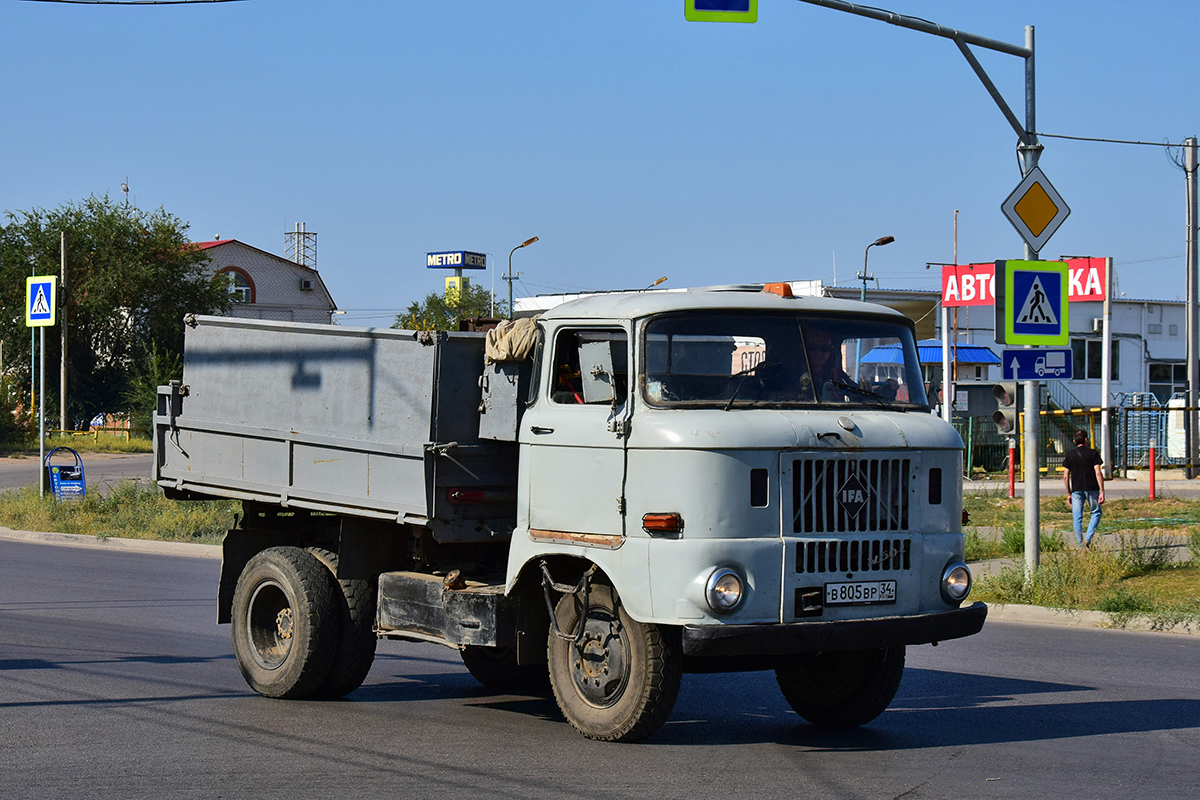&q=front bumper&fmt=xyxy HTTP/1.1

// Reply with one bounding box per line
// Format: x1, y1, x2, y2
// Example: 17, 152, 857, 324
681, 601, 987, 658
